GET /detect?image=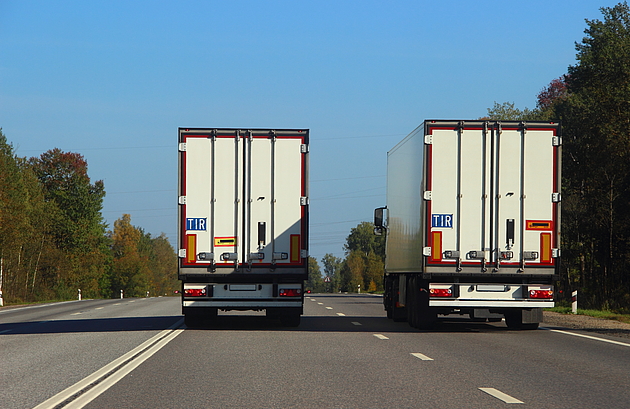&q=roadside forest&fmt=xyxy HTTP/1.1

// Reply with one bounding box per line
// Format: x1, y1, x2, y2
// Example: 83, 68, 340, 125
0, 136, 179, 304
